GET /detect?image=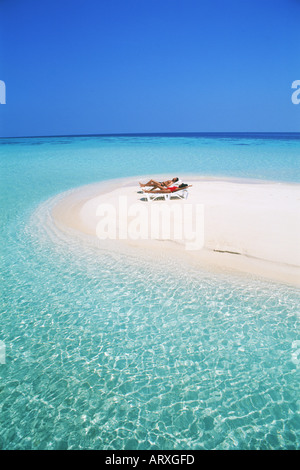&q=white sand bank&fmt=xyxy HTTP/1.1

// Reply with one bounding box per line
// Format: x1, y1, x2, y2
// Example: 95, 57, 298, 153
52, 176, 300, 286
